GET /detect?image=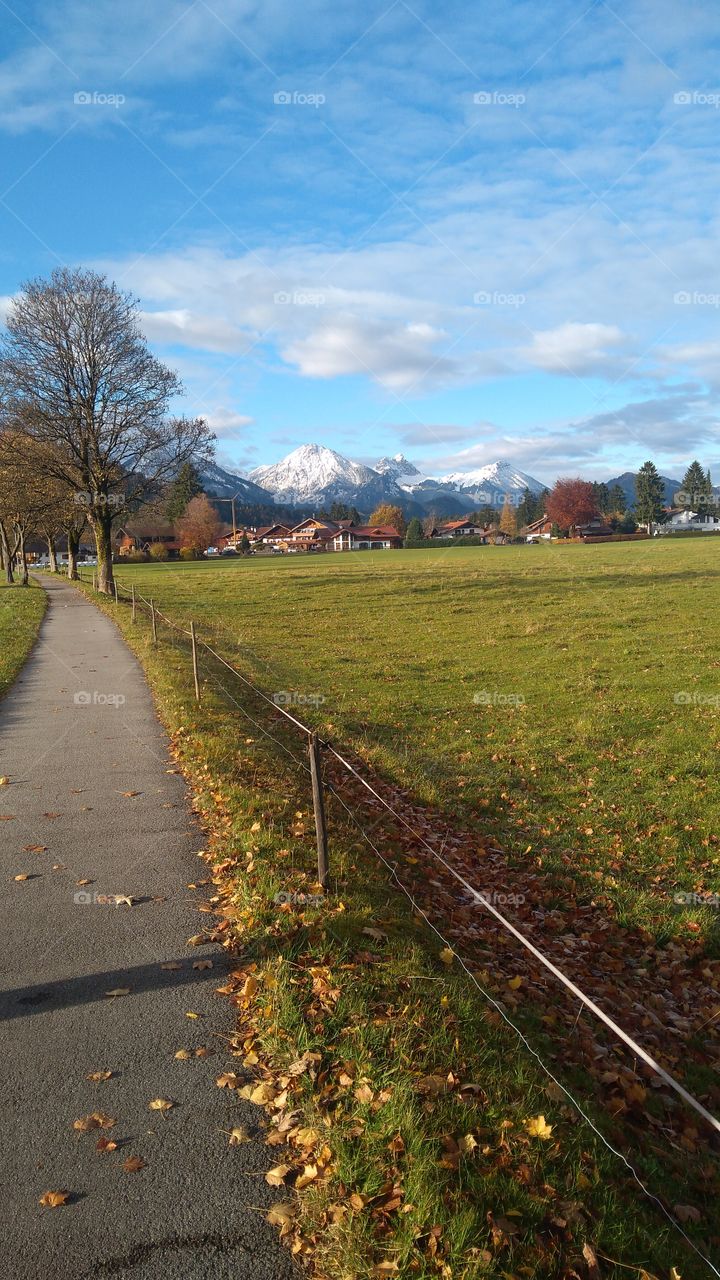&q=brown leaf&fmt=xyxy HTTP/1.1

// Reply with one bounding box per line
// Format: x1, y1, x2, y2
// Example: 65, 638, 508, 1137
216, 1073, 241, 1089
95, 1136, 118, 1153
123, 1155, 146, 1173
148, 1098, 174, 1111
86, 1070, 113, 1082
160, 961, 181, 971
229, 1126, 250, 1145
265, 1164, 291, 1186
39, 1190, 69, 1208
23, 844, 47, 853
674, 1204, 701, 1224
193, 959, 213, 970
104, 988, 130, 998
